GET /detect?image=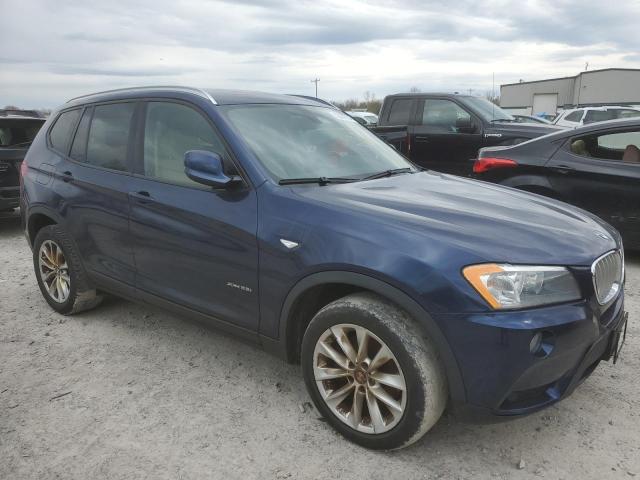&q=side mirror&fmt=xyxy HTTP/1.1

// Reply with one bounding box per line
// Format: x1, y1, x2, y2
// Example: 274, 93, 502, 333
184, 150, 240, 188
456, 117, 475, 133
